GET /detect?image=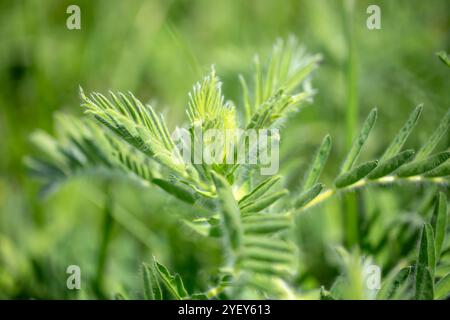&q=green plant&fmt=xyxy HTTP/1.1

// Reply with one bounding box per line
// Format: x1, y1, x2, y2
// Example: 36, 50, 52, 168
27, 38, 450, 300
